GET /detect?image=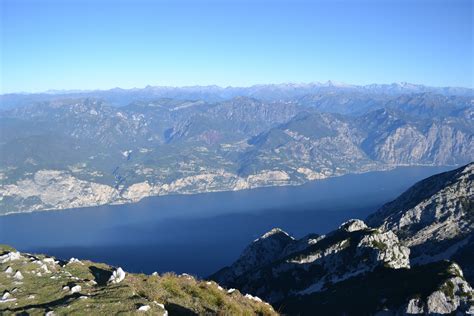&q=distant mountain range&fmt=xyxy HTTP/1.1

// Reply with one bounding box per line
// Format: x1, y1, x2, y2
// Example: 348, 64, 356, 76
1, 82, 473, 109
0, 85, 473, 214
210, 163, 474, 315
